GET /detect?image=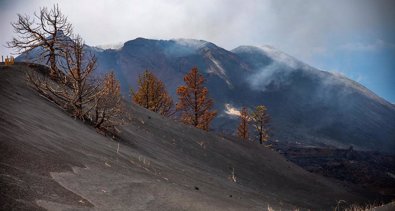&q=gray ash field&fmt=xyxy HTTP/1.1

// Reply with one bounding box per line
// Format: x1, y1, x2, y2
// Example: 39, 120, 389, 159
0, 64, 385, 210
